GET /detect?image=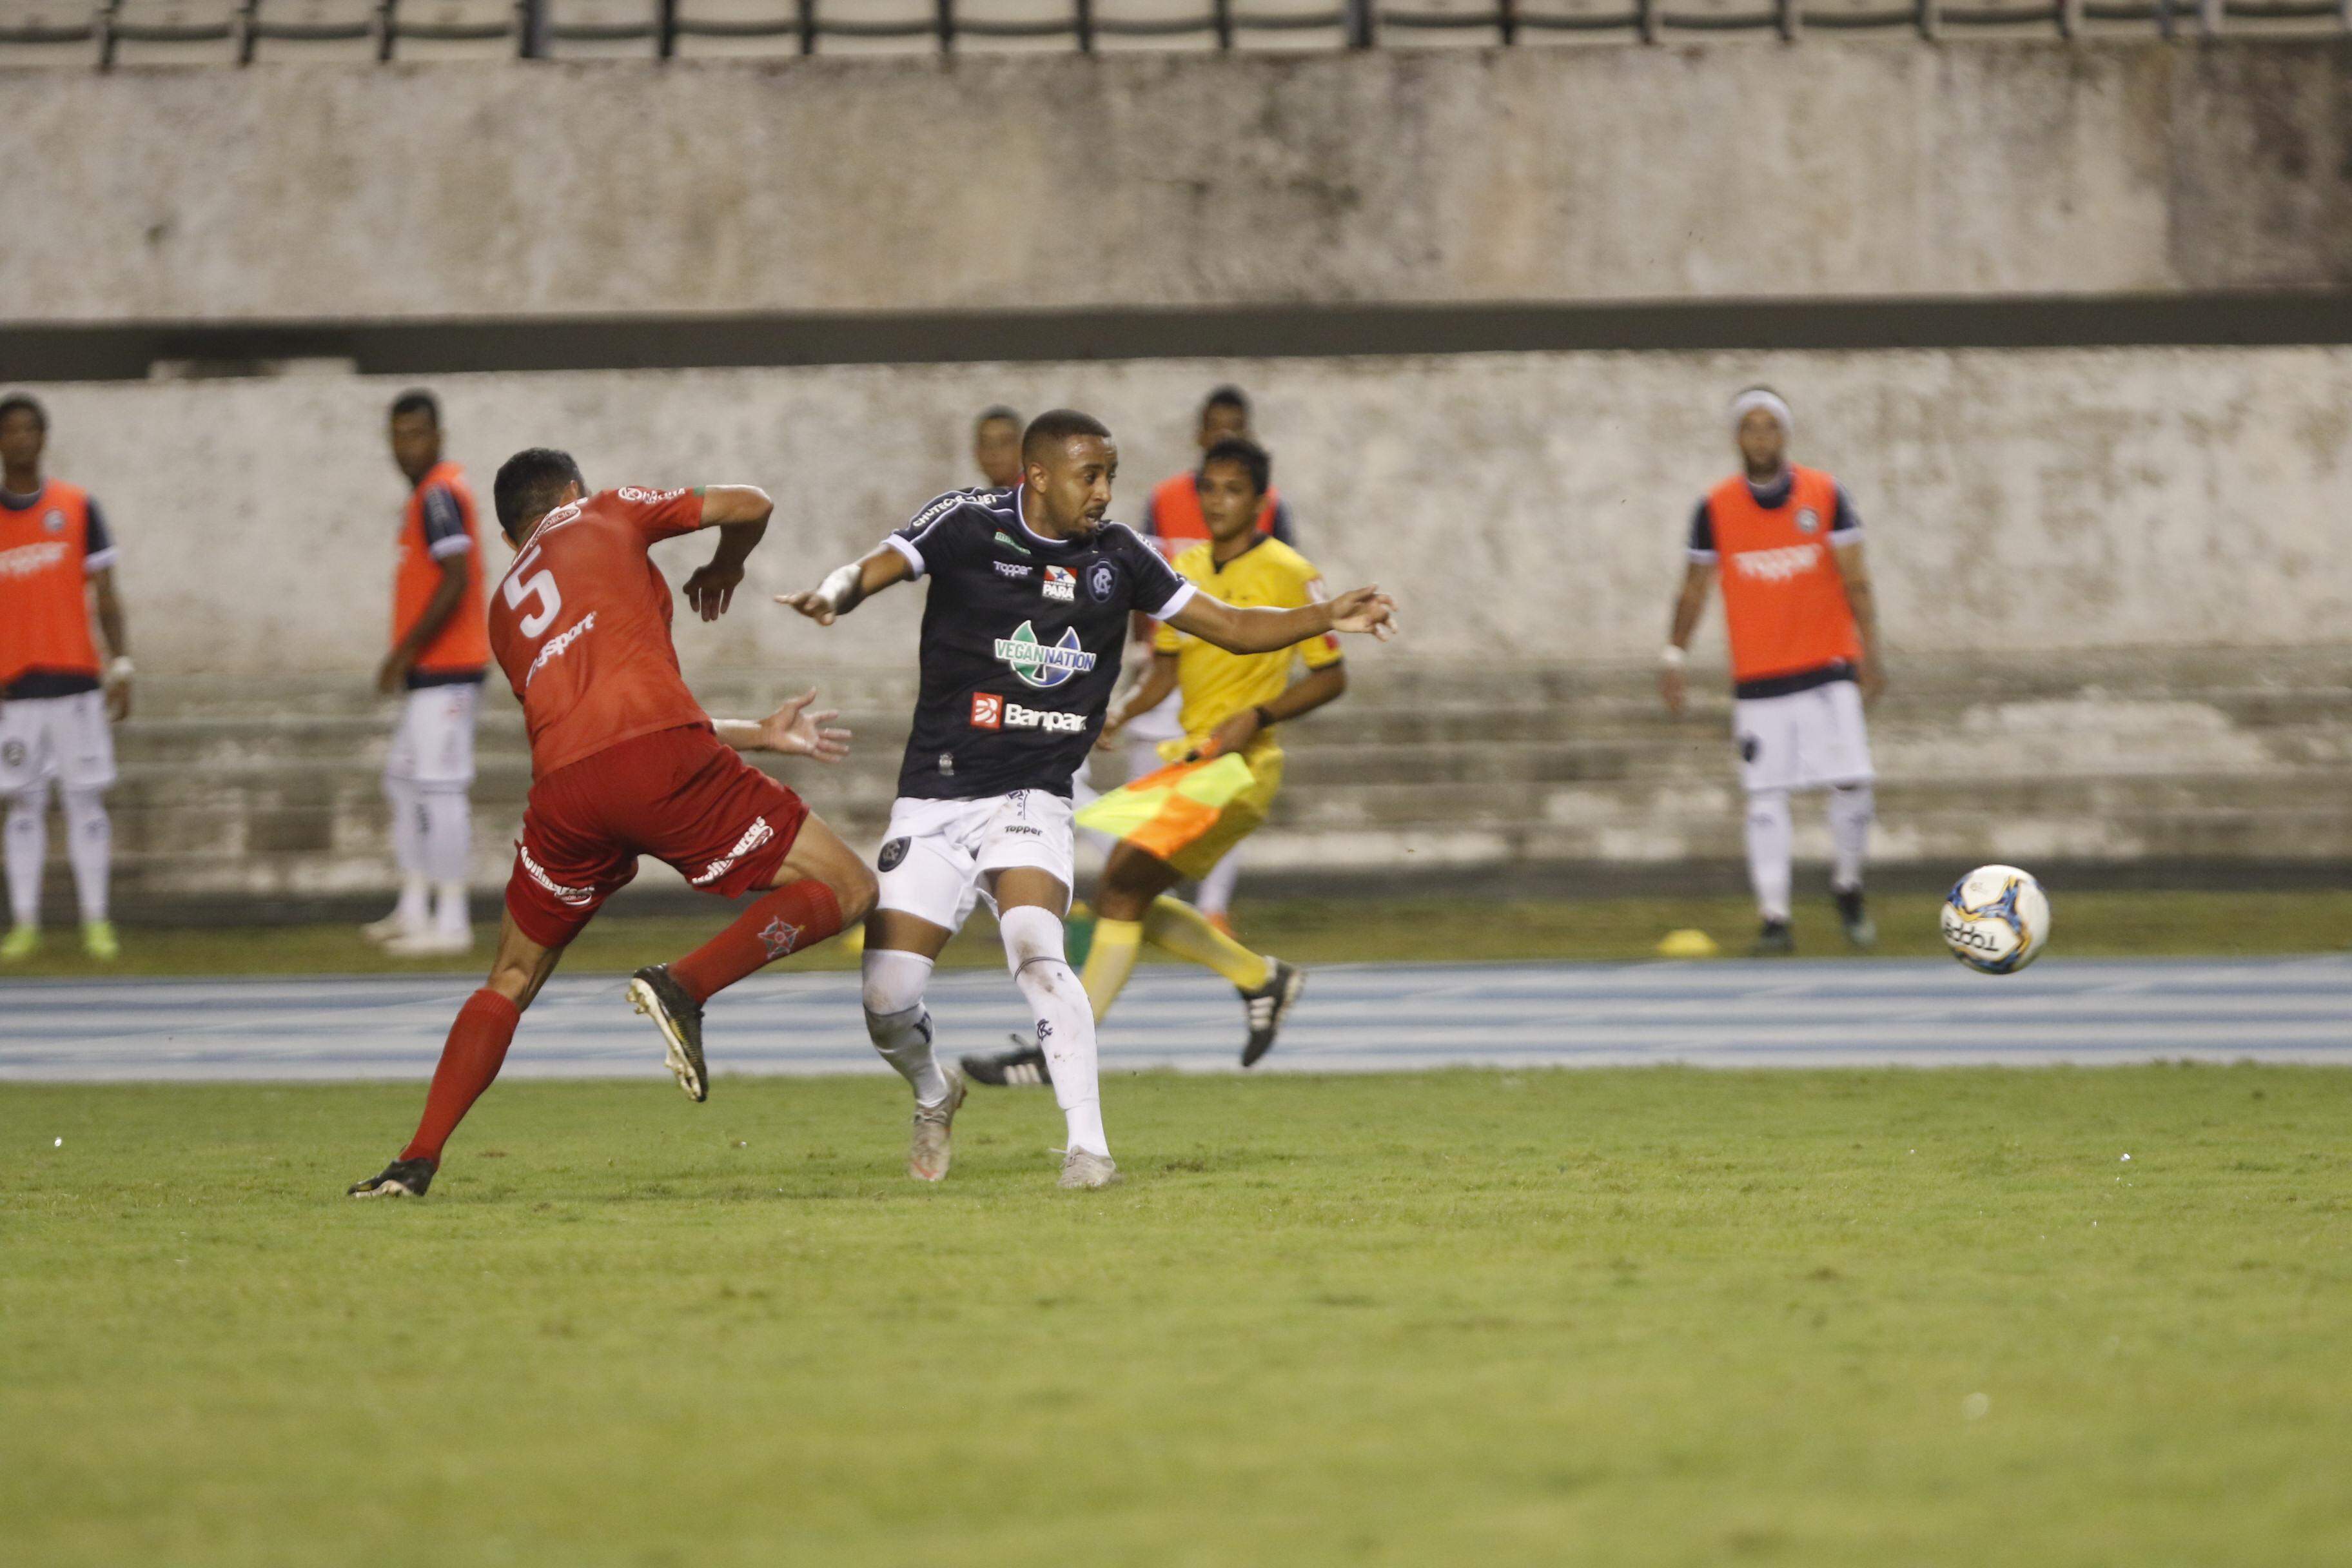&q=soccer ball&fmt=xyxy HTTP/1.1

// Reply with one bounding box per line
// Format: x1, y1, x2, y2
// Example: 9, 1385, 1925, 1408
1939, 865, 2051, 974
